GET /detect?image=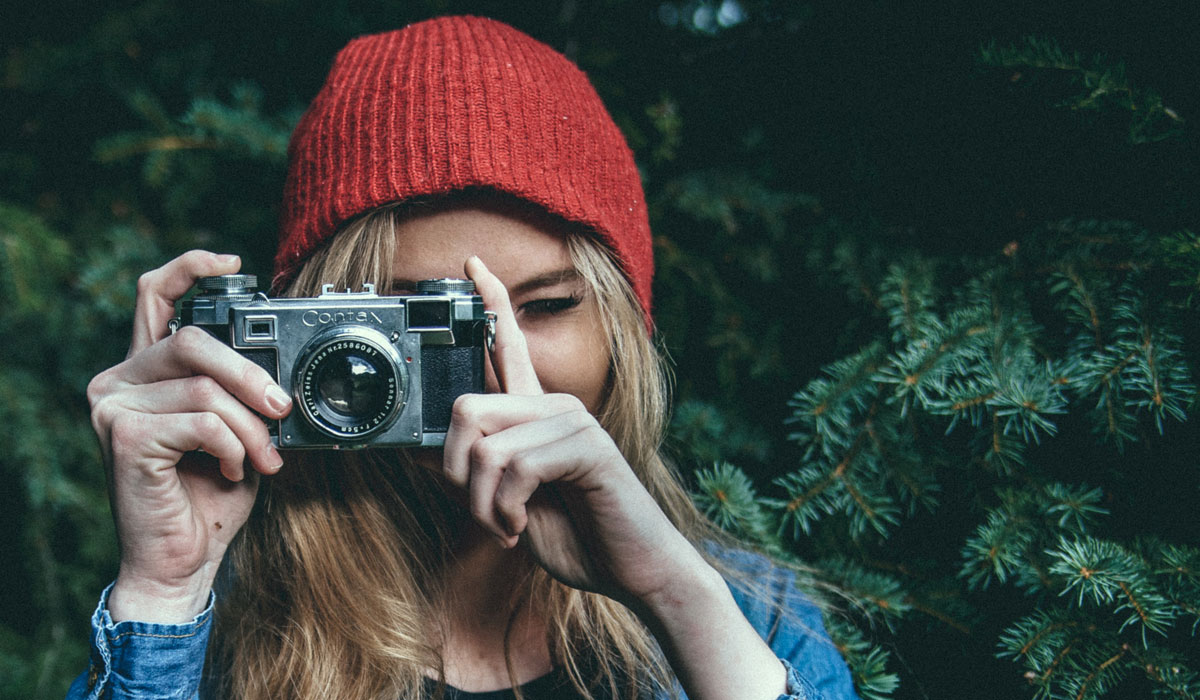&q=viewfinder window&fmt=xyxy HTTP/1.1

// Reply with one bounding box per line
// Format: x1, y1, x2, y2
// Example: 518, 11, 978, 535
244, 317, 276, 341
407, 299, 451, 330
